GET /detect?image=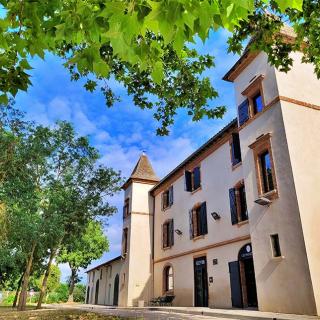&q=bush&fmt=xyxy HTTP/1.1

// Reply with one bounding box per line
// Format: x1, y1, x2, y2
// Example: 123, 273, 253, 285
73, 284, 86, 303
1, 292, 16, 305
53, 283, 68, 303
